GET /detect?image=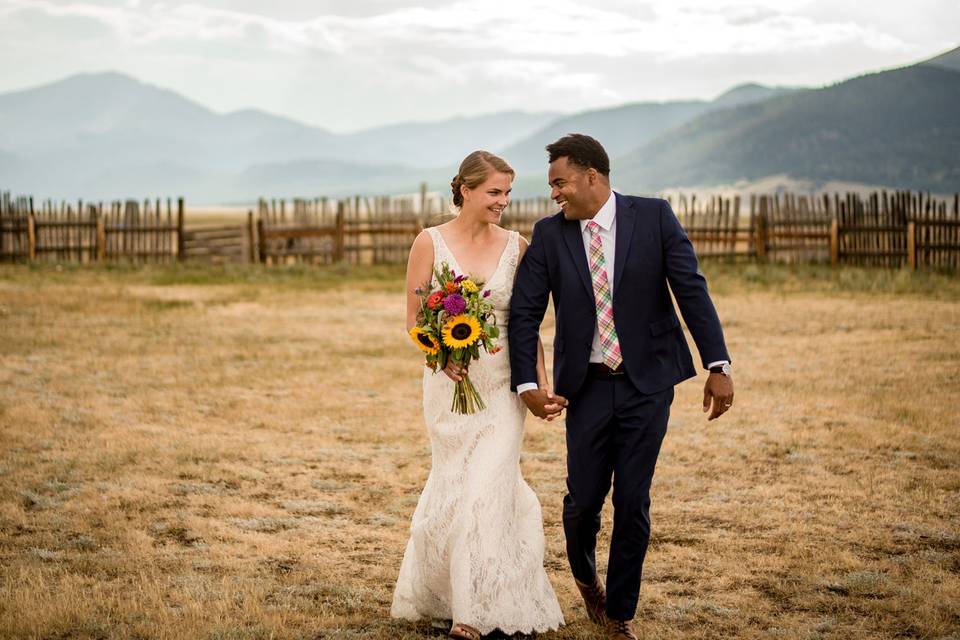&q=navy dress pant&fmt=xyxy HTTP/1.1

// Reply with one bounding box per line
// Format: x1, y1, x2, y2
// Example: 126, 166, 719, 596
562, 372, 673, 621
